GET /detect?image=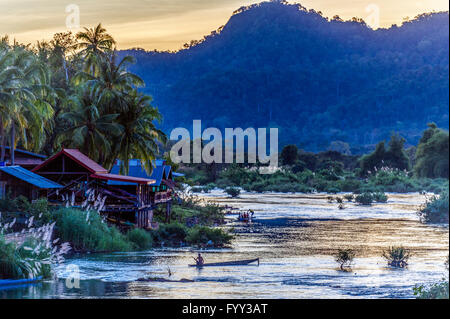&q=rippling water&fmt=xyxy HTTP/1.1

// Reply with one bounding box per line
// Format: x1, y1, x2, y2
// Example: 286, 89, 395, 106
1, 192, 448, 299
